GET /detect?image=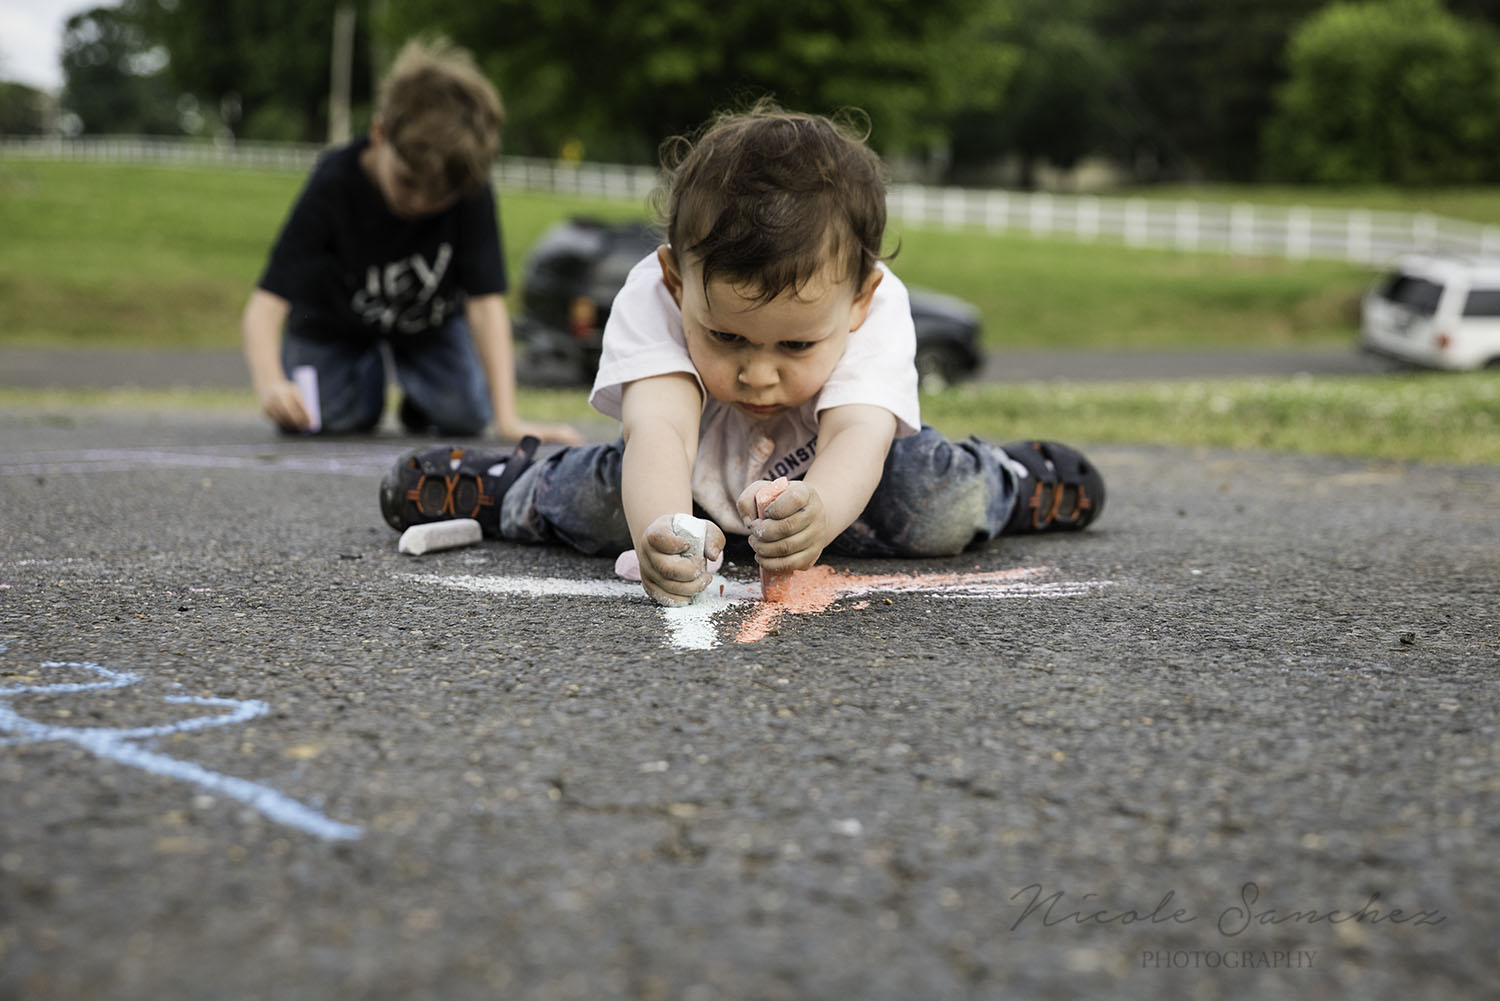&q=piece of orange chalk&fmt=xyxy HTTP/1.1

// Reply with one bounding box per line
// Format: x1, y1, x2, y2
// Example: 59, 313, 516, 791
754, 477, 794, 602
